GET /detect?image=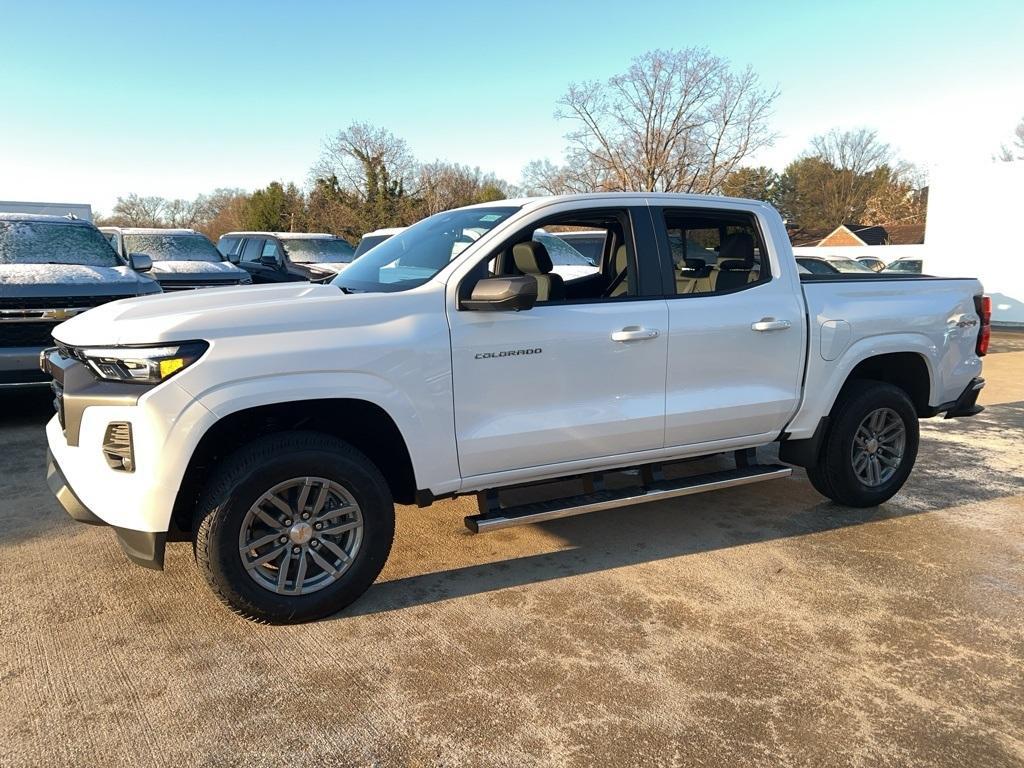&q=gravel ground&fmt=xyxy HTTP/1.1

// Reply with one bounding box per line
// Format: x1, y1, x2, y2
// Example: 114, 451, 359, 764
1, 334, 1022, 767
